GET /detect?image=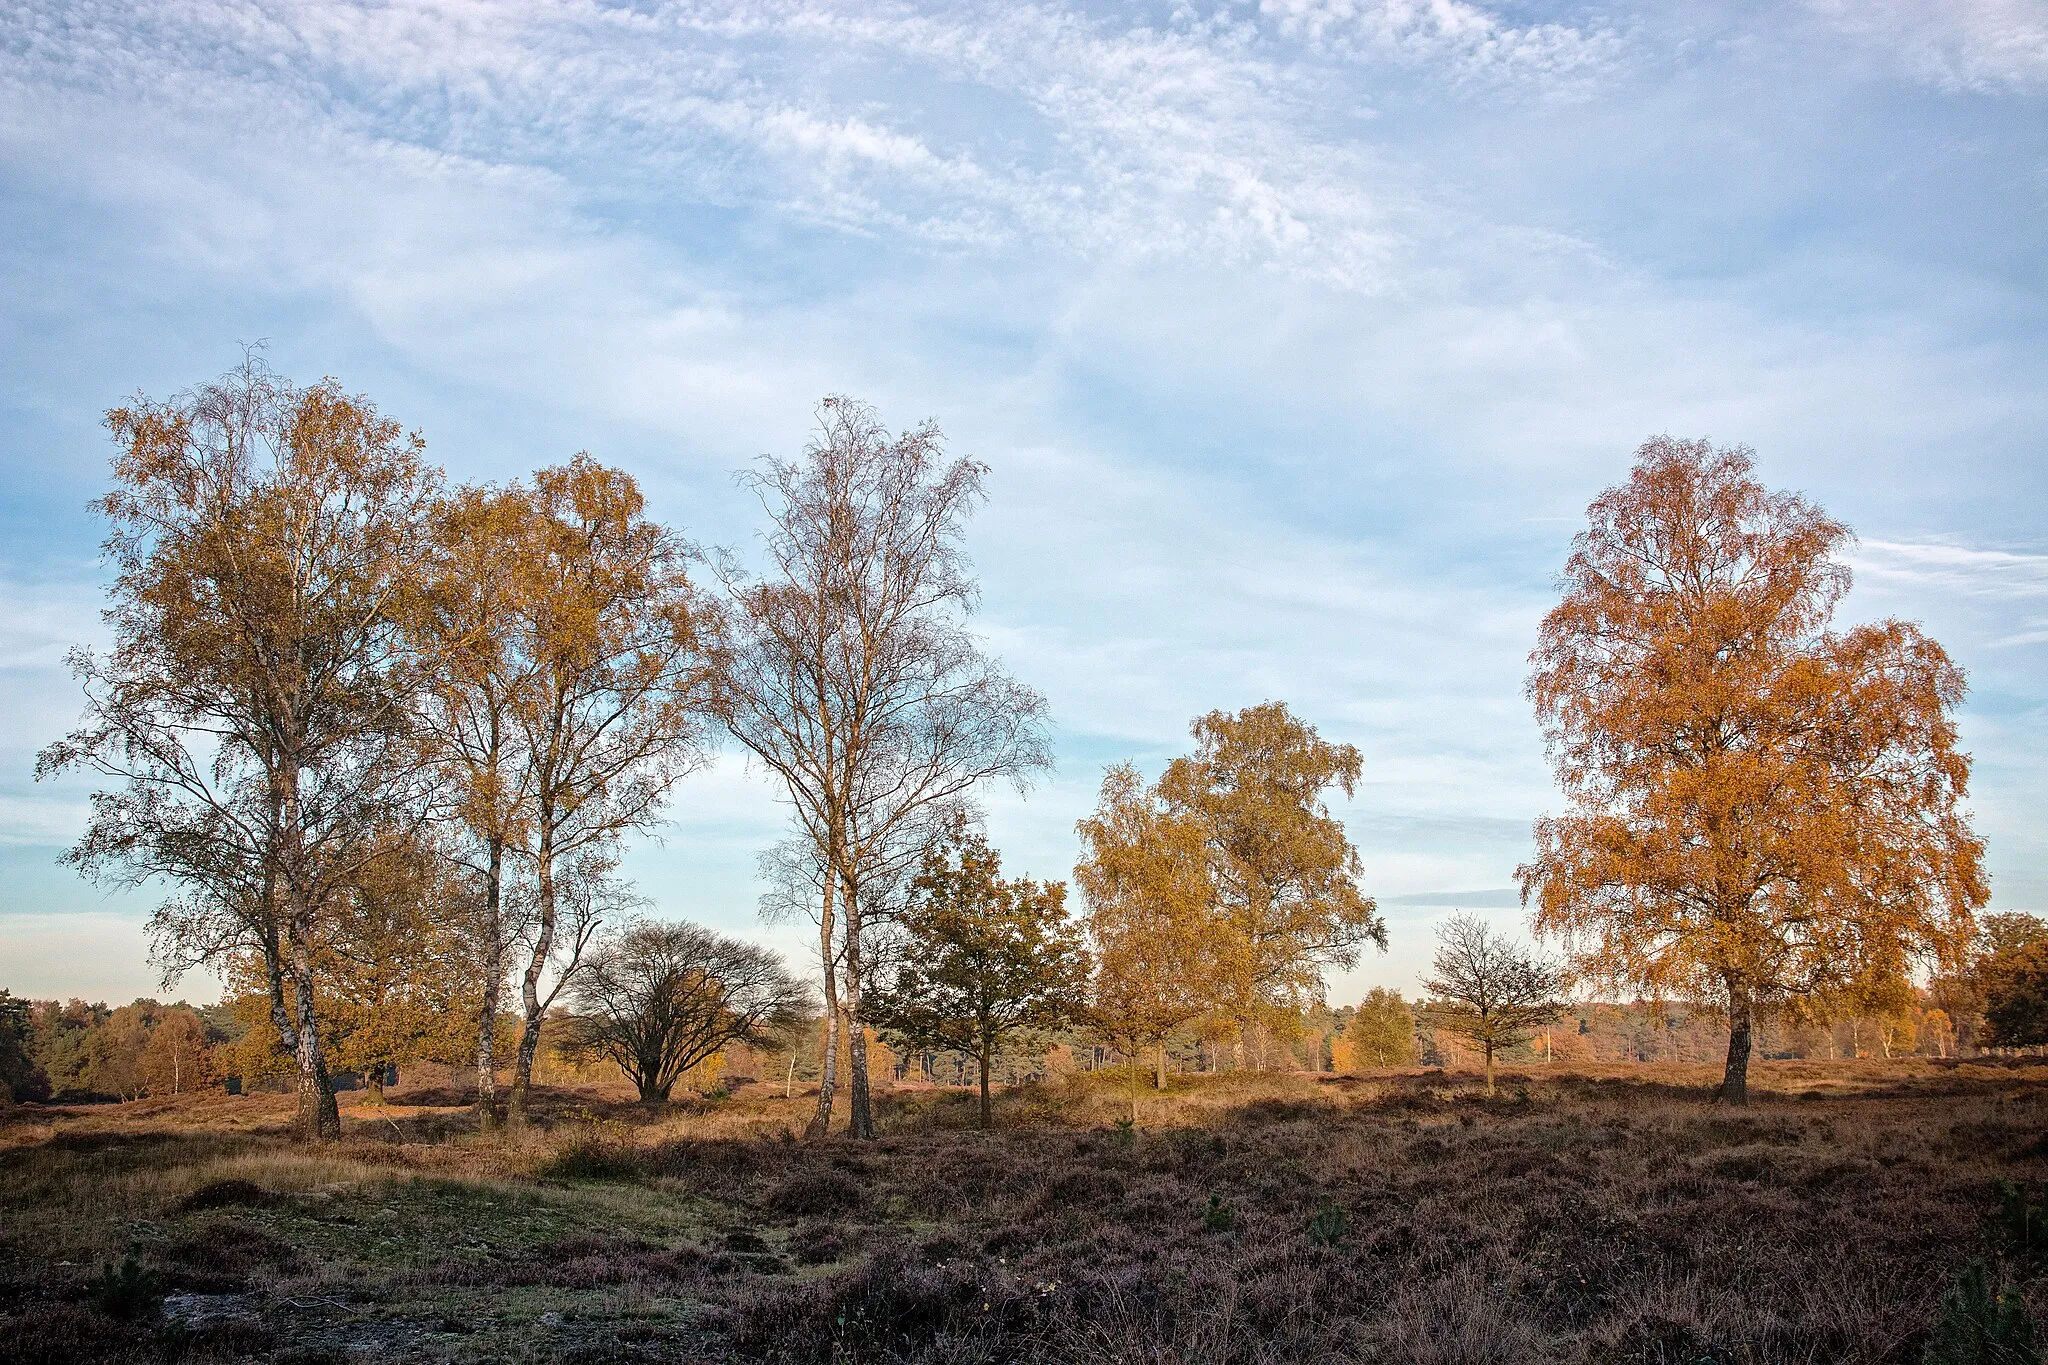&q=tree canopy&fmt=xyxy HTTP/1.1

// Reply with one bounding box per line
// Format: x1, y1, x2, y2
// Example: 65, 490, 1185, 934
865, 816, 1090, 1127
1519, 437, 1985, 1104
